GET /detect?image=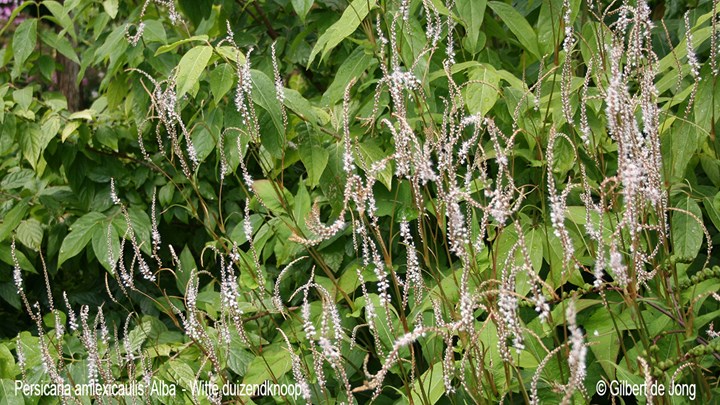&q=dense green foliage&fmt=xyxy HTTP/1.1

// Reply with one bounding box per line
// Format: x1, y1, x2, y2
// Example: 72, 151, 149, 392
0, 0, 719, 404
